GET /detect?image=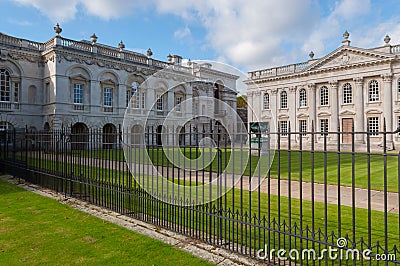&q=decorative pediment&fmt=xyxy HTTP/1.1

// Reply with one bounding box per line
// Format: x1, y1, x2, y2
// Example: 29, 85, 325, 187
262, 114, 272, 119
297, 113, 309, 118
340, 110, 356, 116
366, 109, 382, 114
69, 74, 87, 81
278, 114, 289, 119
317, 111, 331, 117
306, 46, 395, 72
